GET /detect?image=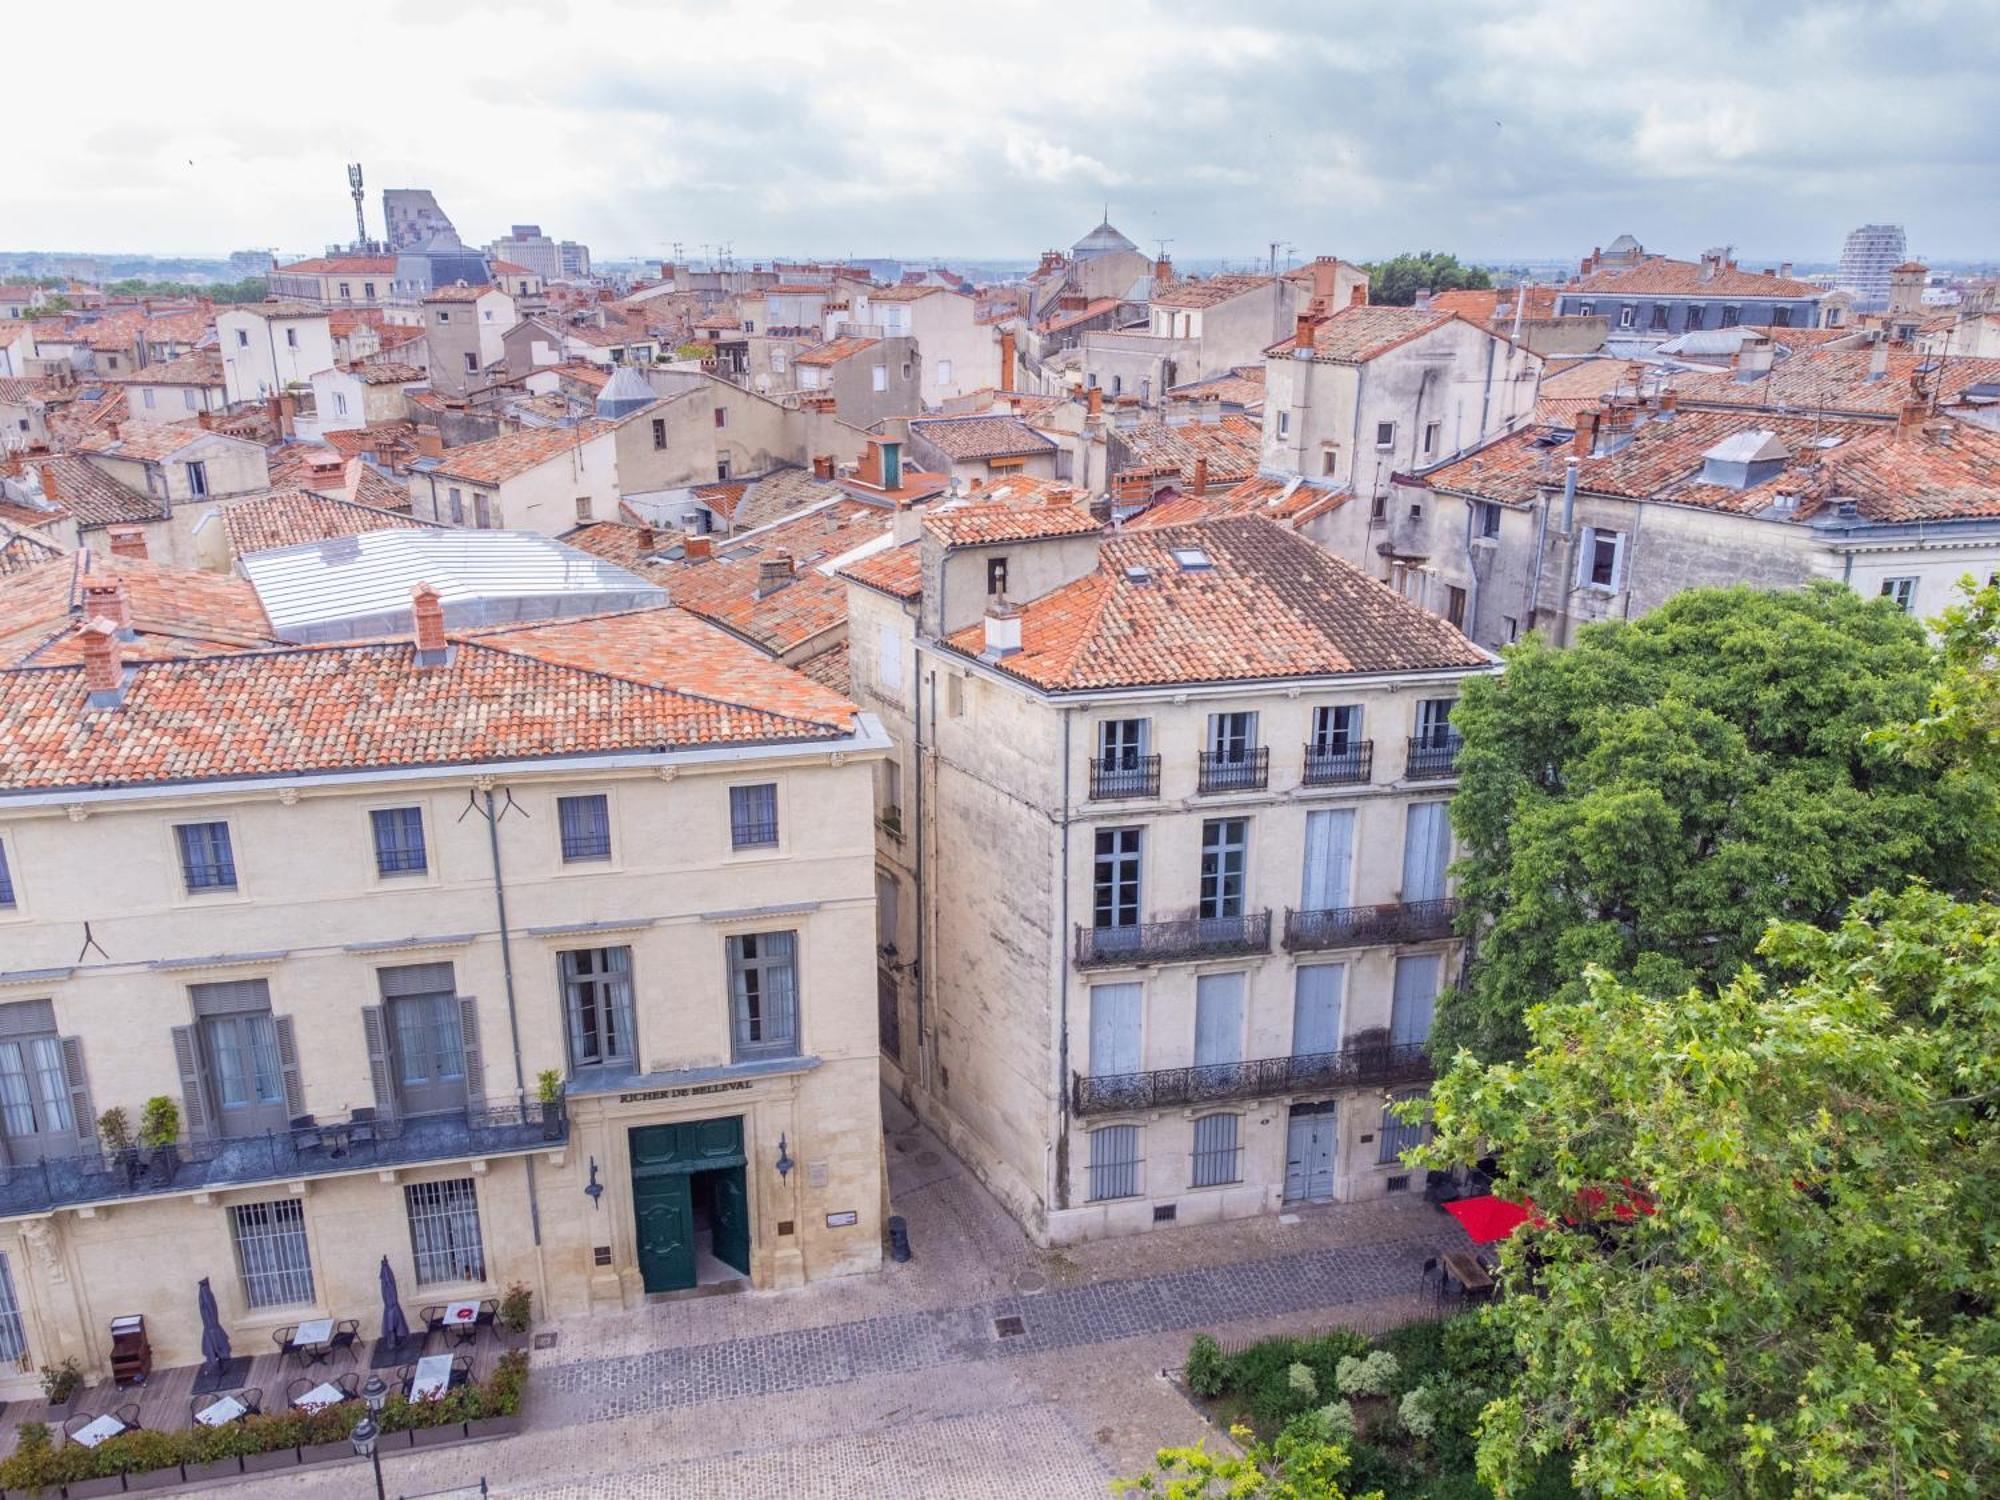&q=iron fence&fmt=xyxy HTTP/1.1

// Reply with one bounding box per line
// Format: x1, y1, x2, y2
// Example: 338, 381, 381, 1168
1074, 910, 1271, 968
1073, 1041, 1433, 1115
1282, 899, 1459, 951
